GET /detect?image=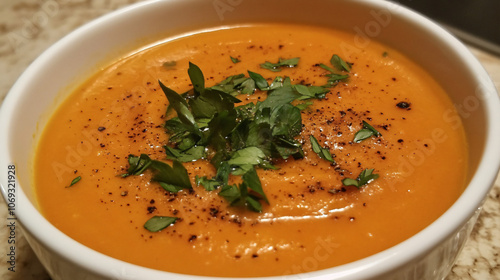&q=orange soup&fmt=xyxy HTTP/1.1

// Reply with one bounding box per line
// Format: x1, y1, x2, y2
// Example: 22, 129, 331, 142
34, 23, 467, 277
